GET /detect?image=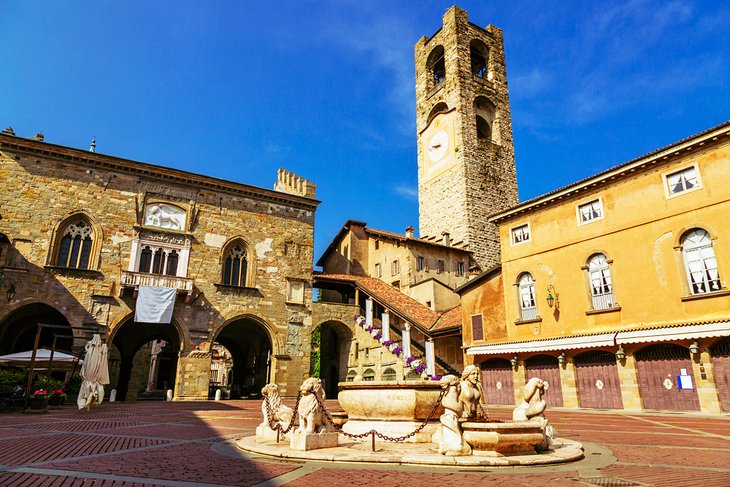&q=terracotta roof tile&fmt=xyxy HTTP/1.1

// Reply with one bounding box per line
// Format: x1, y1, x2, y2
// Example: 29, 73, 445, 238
315, 273, 461, 333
